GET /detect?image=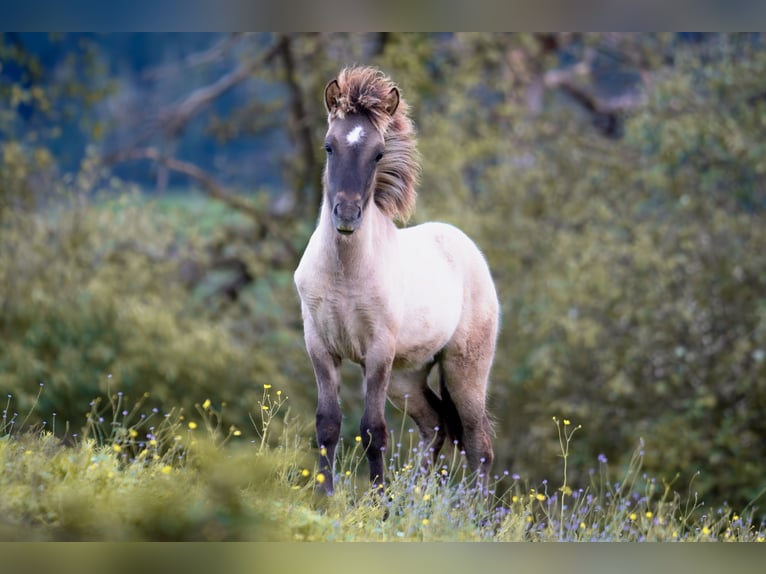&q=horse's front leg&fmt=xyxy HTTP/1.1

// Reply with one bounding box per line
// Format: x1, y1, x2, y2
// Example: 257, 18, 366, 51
307, 338, 342, 495
360, 348, 395, 492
